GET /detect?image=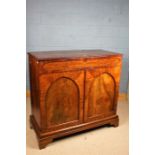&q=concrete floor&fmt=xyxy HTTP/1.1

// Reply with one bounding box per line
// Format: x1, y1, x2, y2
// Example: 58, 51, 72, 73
26, 97, 128, 155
